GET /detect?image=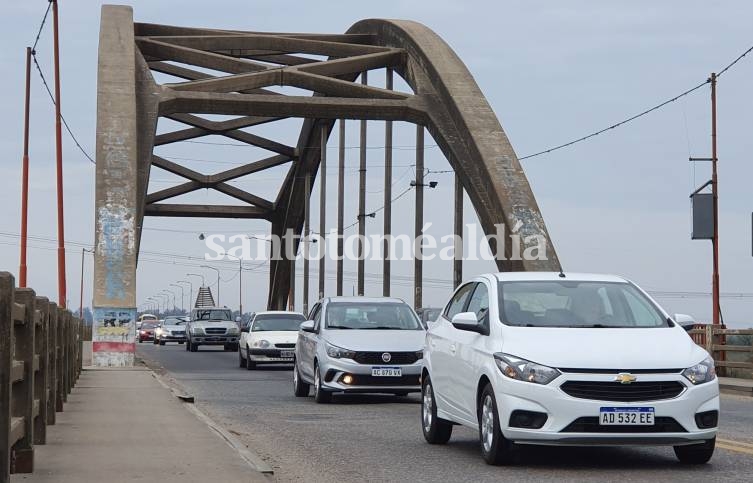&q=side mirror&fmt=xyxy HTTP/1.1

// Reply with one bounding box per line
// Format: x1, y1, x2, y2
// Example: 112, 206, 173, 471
240, 325, 249, 333
451, 312, 487, 335
235, 316, 241, 323
300, 320, 316, 333
674, 314, 696, 332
